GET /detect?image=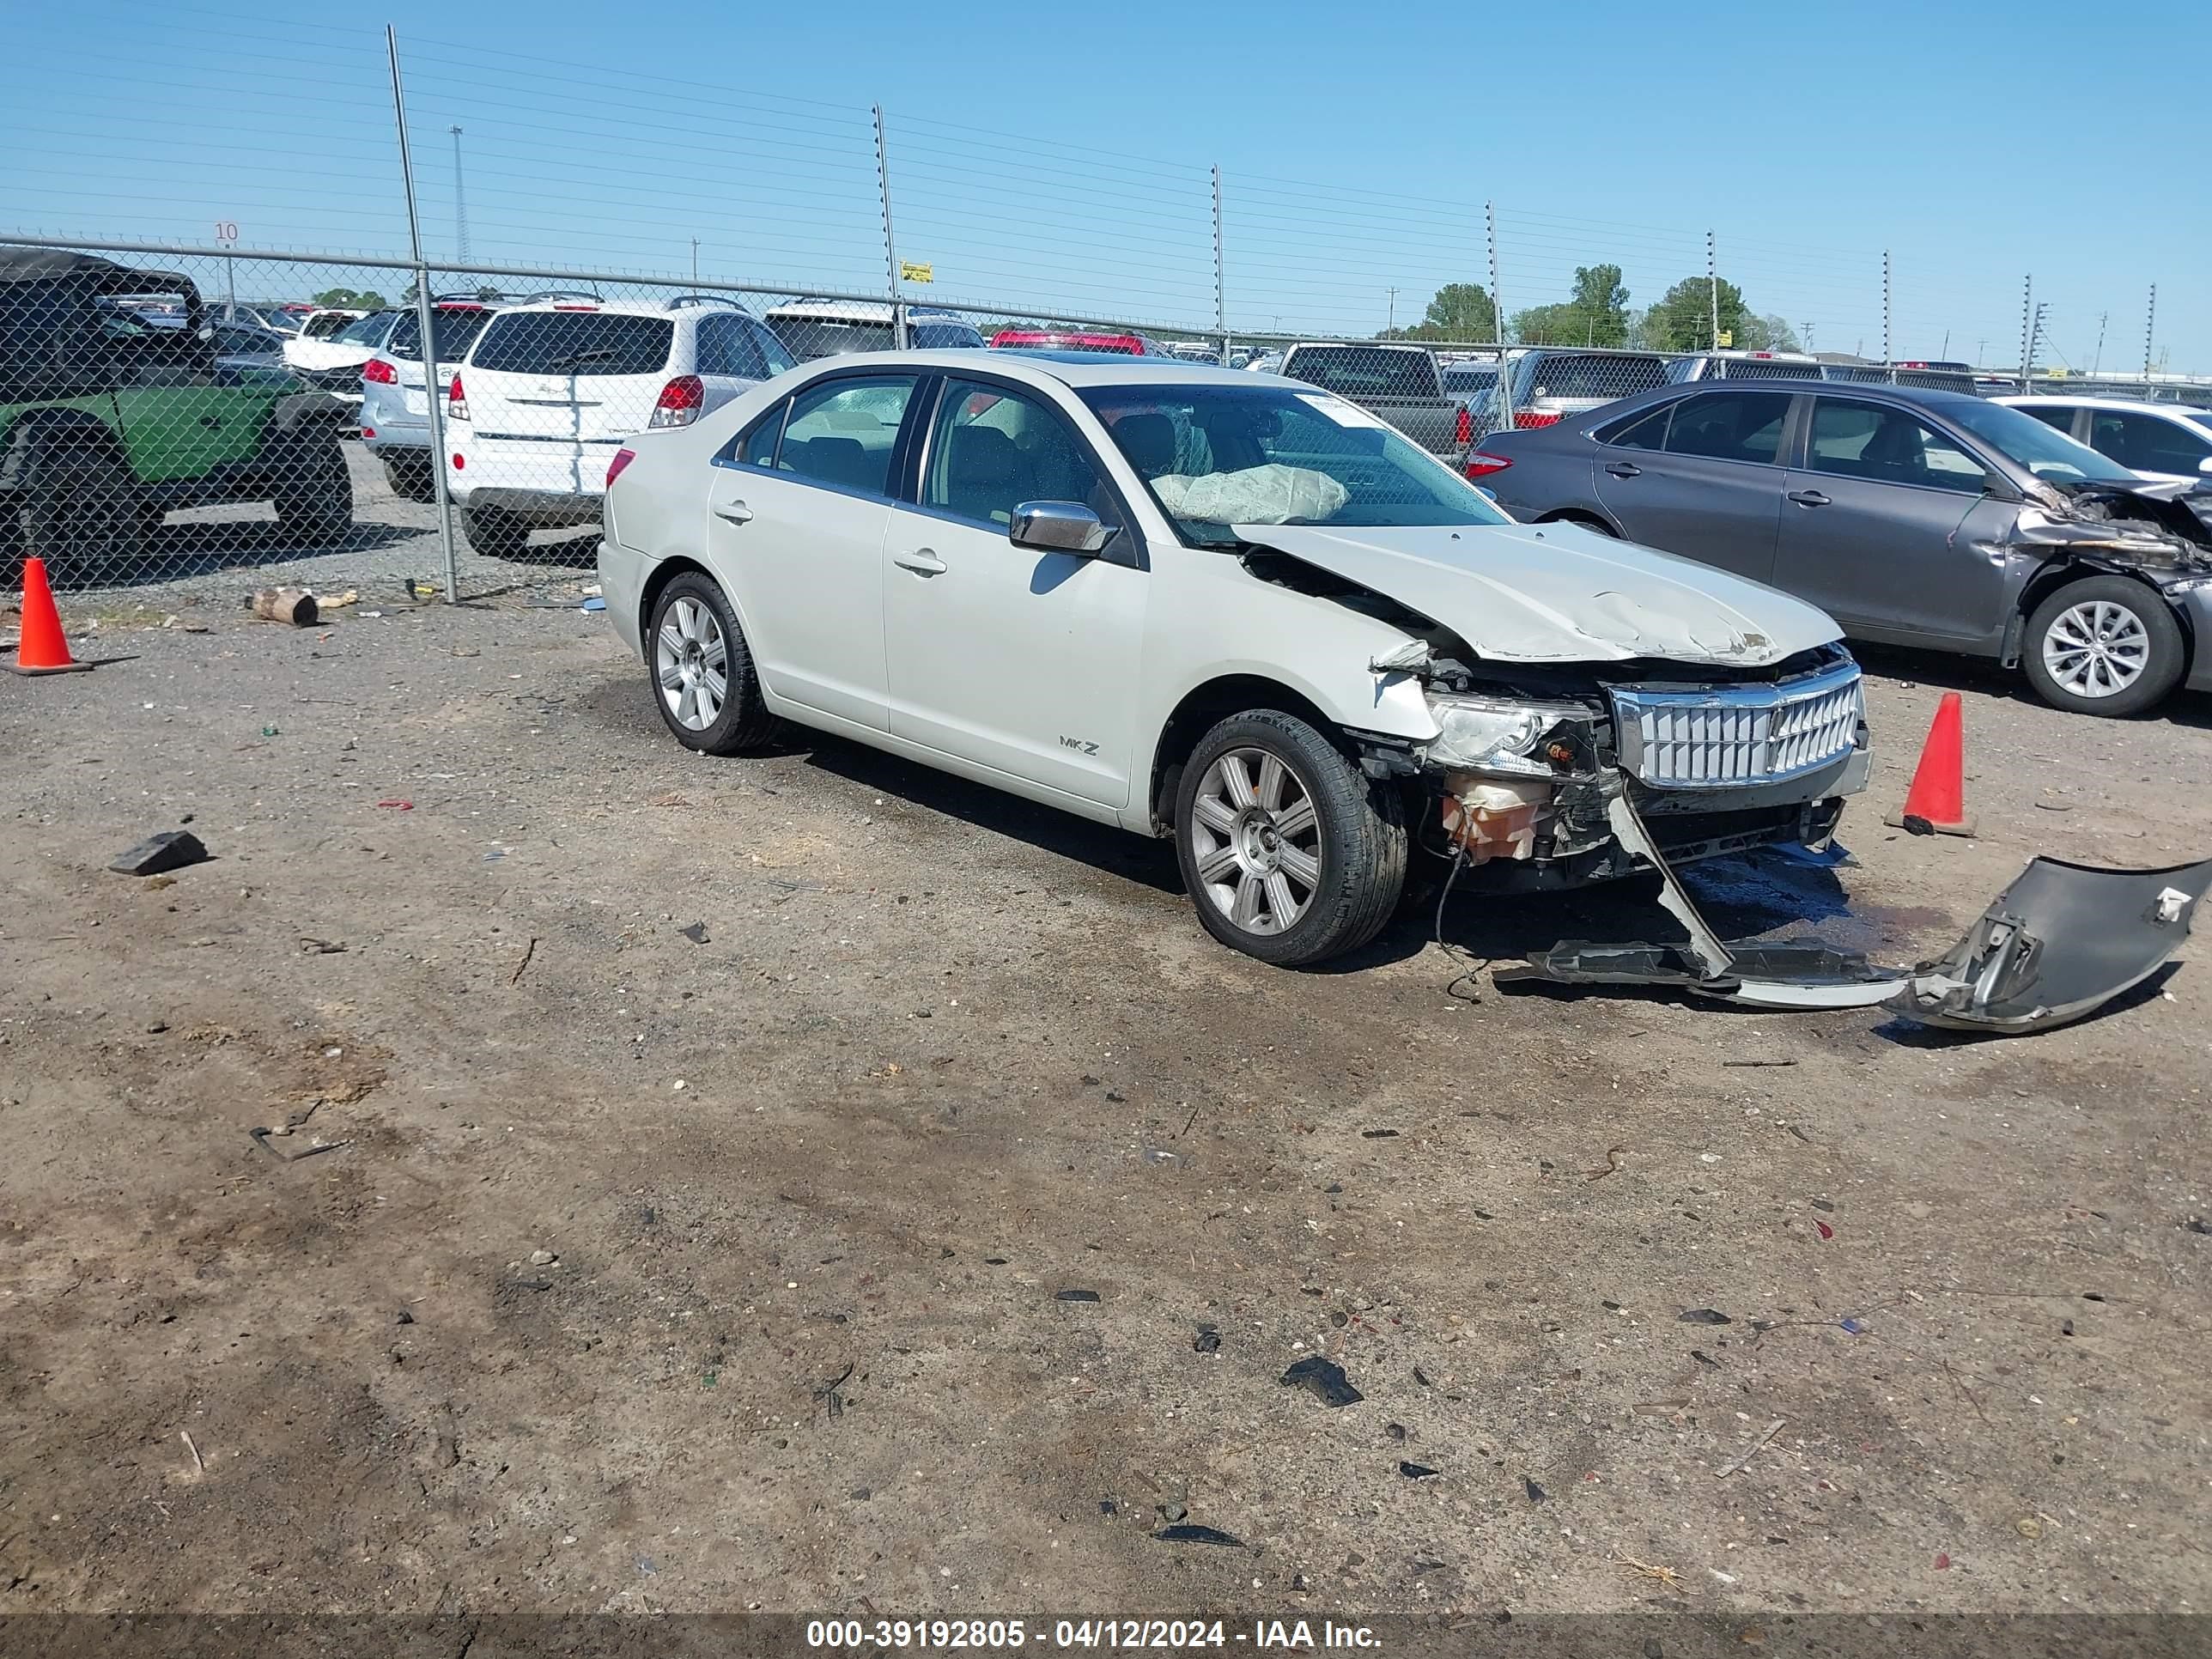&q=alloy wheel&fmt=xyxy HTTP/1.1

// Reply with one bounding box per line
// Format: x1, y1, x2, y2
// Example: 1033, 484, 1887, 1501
2042, 599, 2149, 699
1188, 746, 1322, 935
655, 596, 730, 730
